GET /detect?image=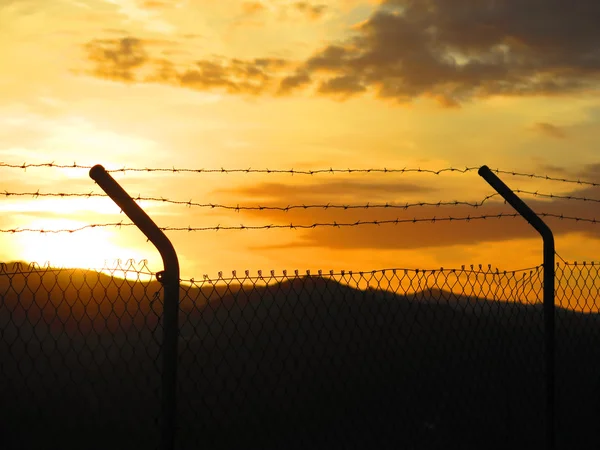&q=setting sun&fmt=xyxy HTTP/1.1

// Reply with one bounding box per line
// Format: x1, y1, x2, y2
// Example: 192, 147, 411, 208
14, 218, 145, 269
